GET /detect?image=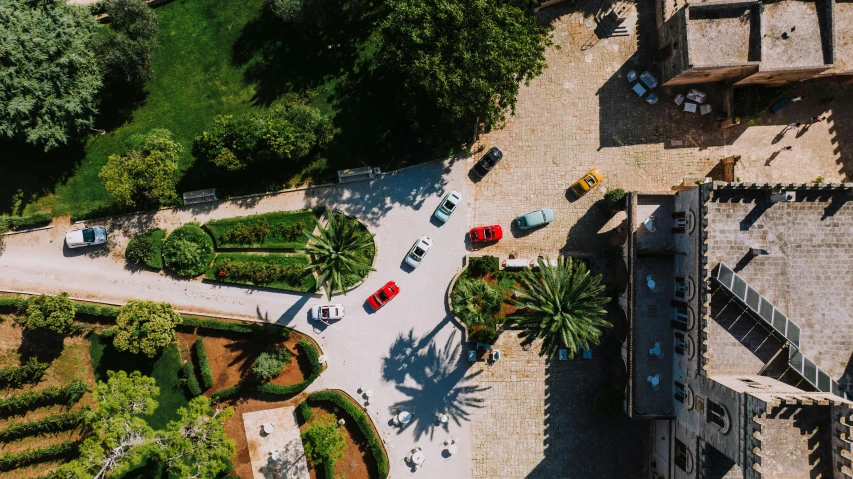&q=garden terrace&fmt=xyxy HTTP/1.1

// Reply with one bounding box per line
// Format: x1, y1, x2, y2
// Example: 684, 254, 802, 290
205, 252, 317, 292
203, 209, 320, 250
